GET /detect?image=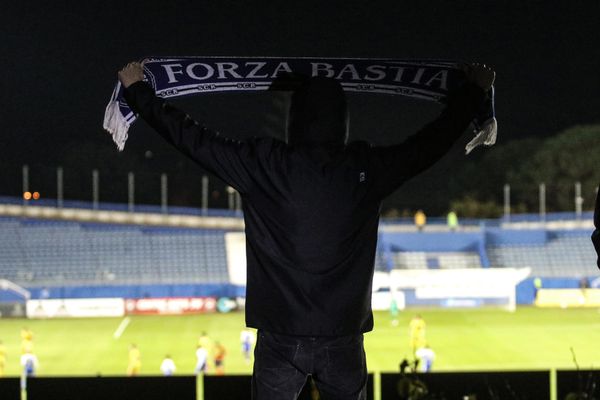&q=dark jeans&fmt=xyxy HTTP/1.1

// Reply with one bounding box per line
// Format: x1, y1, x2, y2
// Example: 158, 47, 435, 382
252, 330, 367, 400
